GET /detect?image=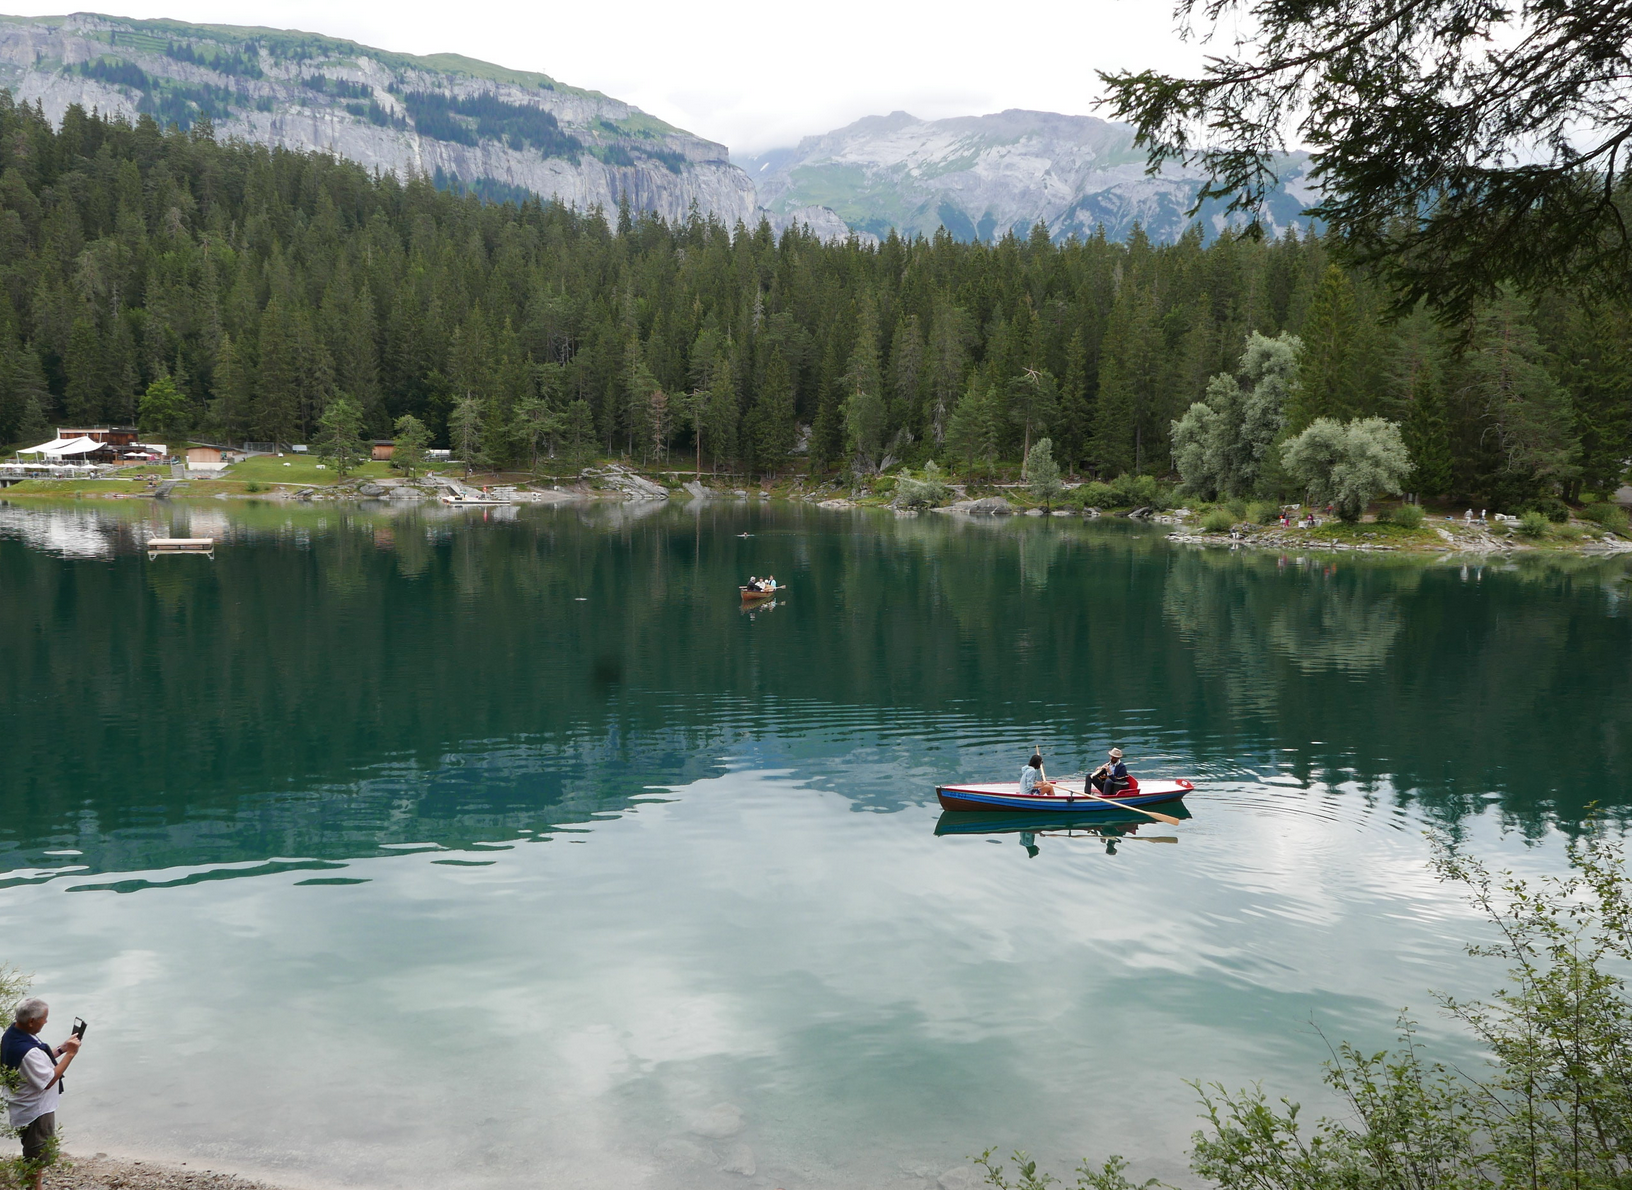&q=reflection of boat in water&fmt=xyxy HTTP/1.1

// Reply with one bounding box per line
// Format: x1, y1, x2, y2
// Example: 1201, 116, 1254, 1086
739, 597, 781, 617
936, 804, 1190, 855
935, 776, 1192, 813
440, 493, 514, 507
